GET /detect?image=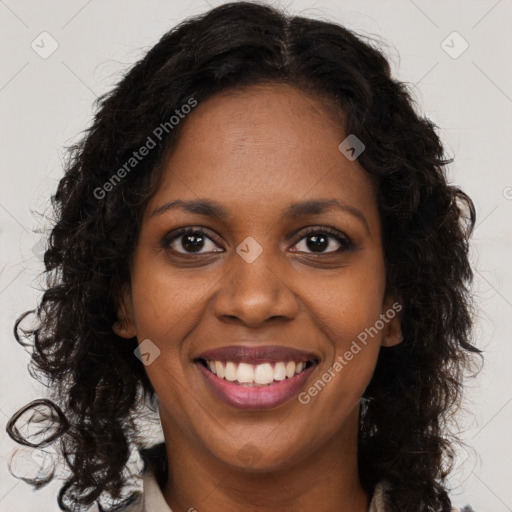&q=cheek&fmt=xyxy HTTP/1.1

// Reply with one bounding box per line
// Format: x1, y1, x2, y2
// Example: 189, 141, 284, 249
296, 272, 384, 430
317, 294, 382, 394
312, 256, 386, 349
128, 259, 205, 416
293, 307, 383, 450
127, 256, 210, 389
127, 252, 232, 407
302, 255, 386, 399
130, 252, 213, 340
